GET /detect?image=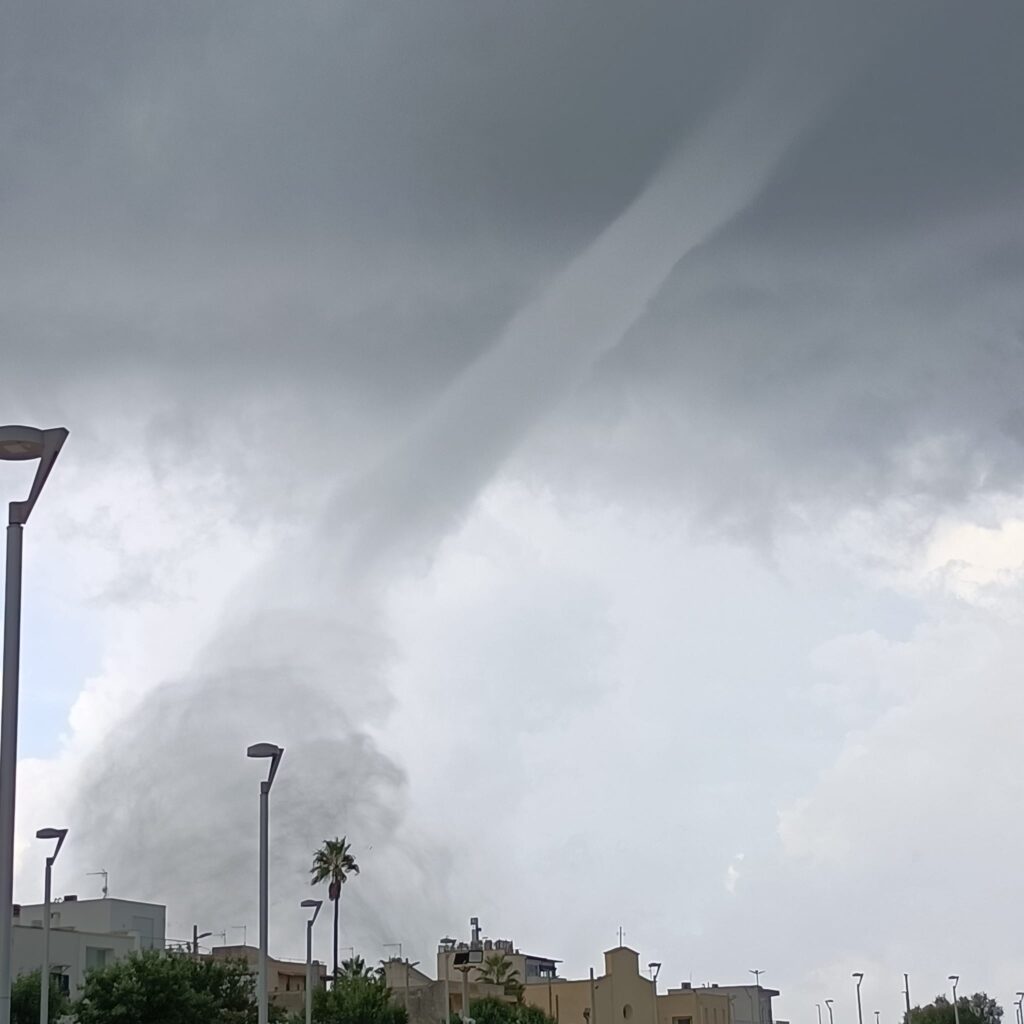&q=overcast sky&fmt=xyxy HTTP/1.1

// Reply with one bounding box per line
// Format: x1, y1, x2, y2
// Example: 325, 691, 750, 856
3, 2, 1024, 1020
